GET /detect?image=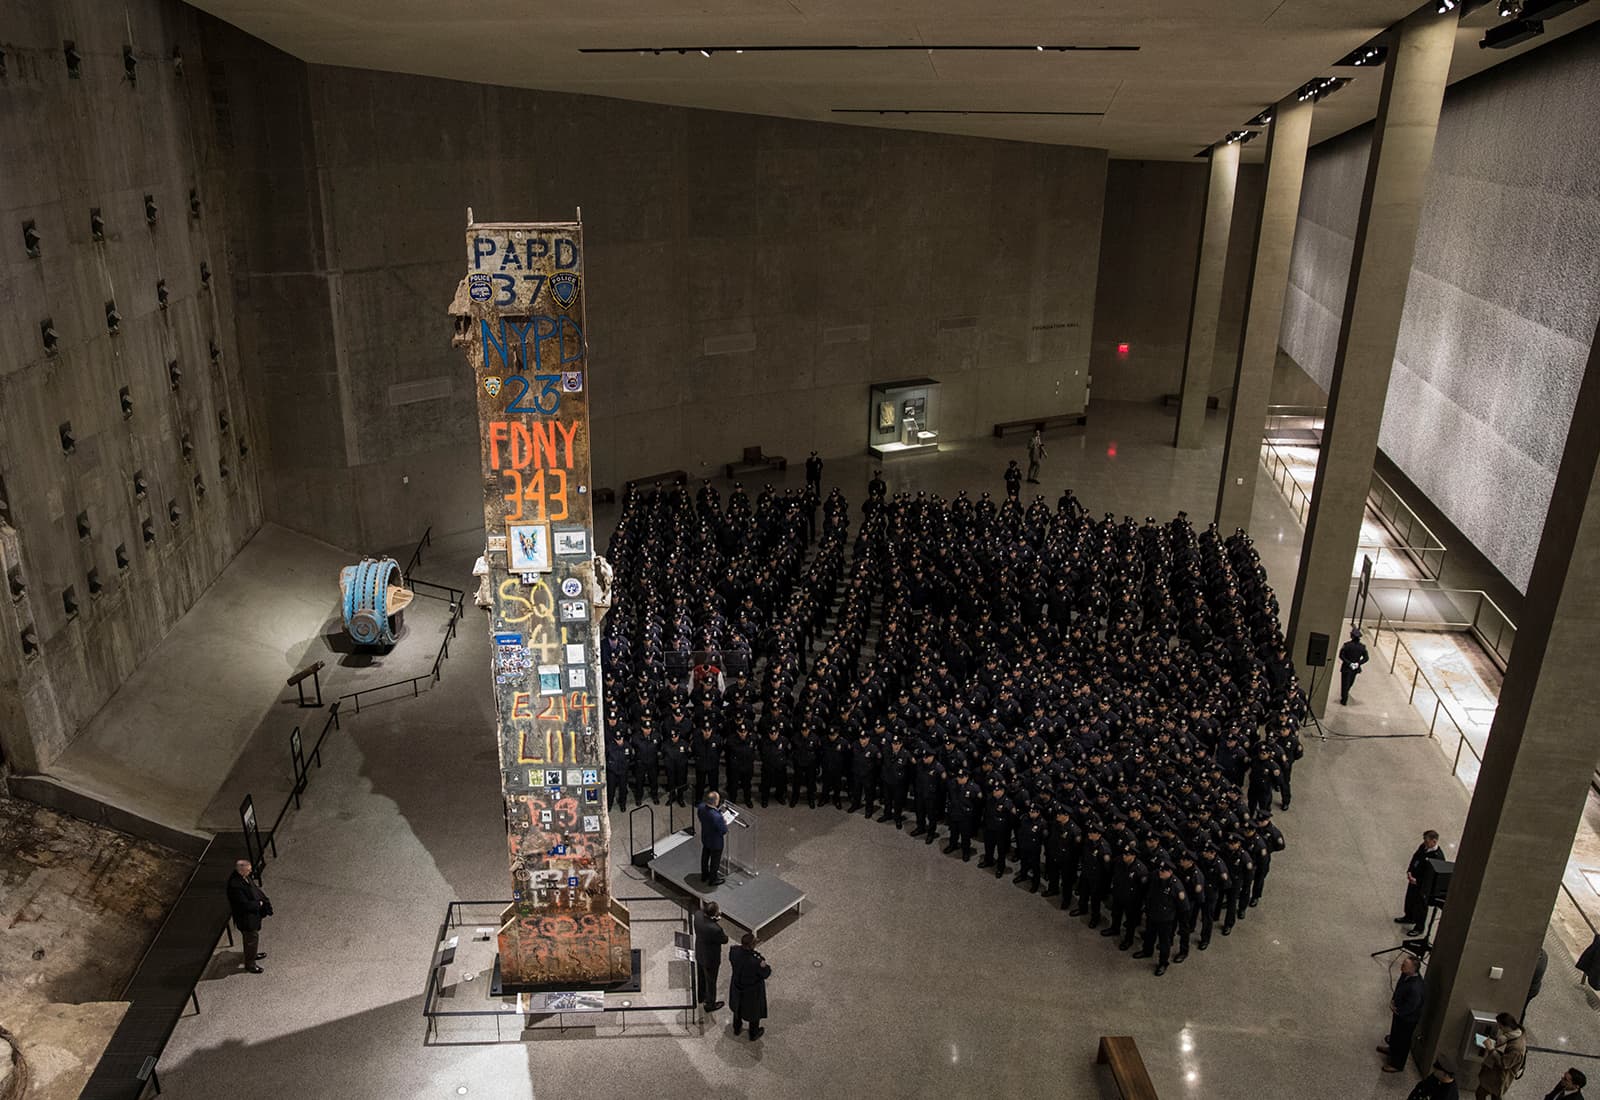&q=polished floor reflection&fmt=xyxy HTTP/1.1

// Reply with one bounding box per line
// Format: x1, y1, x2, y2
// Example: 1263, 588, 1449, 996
153, 401, 1600, 1099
